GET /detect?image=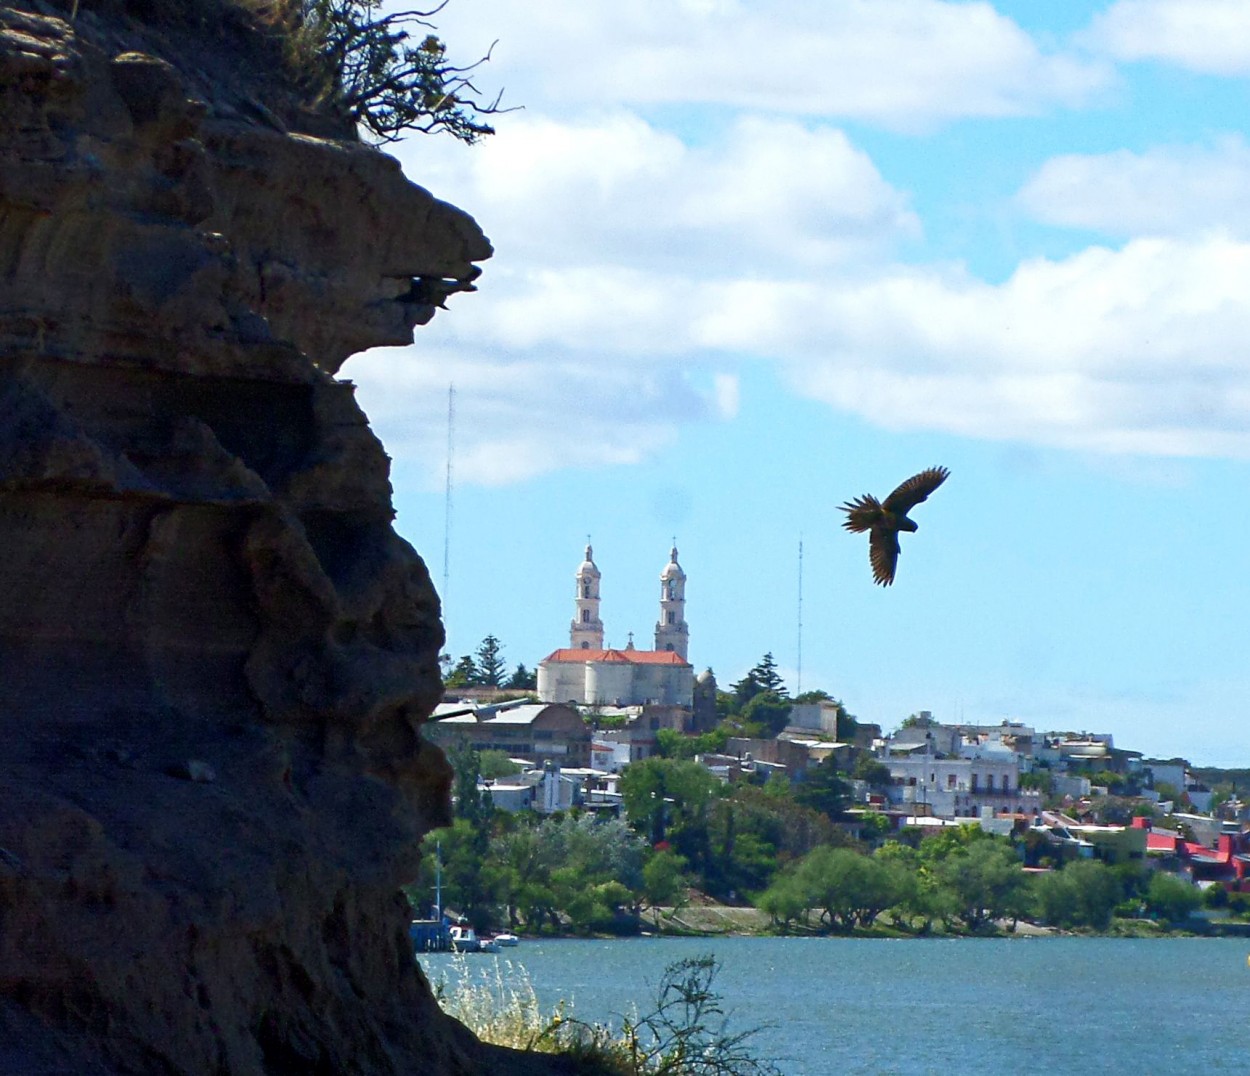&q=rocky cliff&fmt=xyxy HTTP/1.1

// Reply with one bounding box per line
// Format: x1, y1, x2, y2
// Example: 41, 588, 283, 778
0, 2, 560, 1072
